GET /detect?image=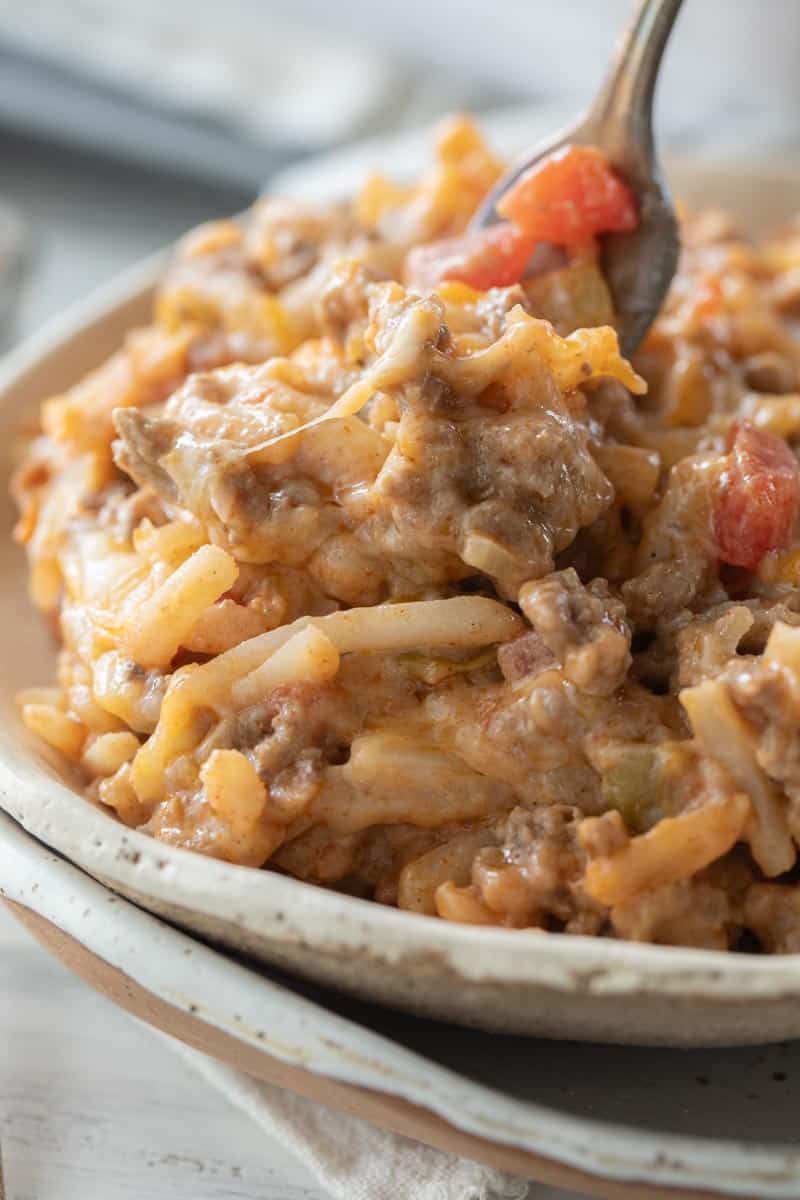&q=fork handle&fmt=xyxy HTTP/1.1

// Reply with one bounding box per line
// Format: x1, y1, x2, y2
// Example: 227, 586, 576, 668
588, 0, 684, 159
